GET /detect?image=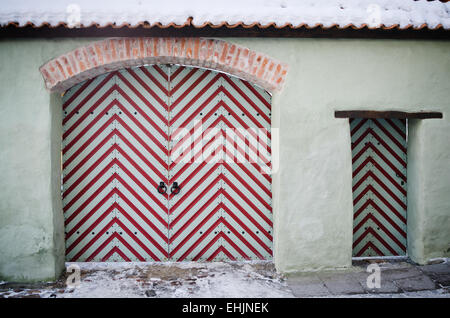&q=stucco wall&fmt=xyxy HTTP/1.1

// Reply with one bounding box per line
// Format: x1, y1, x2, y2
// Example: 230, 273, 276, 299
0, 38, 448, 280
231, 38, 450, 271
